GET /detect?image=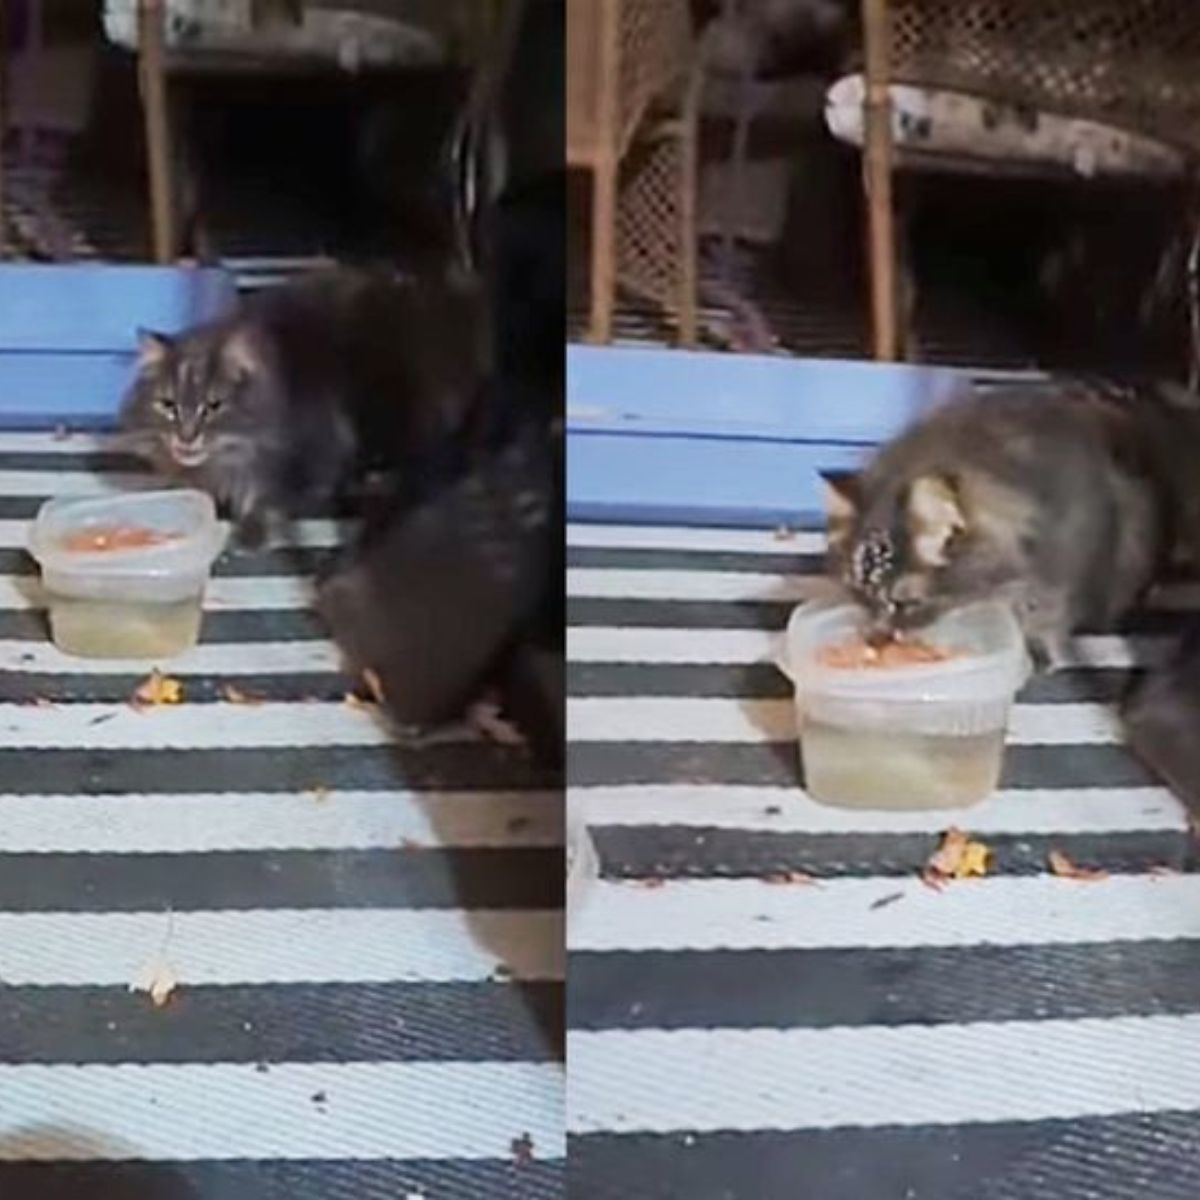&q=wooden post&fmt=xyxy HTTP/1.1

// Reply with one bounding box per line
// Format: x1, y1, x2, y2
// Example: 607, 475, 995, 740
0, 1, 7, 260
861, 0, 898, 361
137, 0, 175, 263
